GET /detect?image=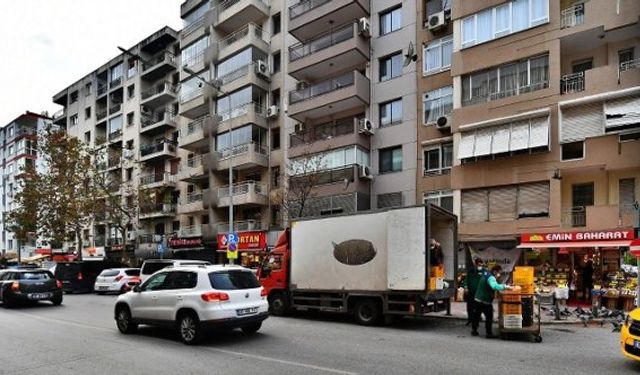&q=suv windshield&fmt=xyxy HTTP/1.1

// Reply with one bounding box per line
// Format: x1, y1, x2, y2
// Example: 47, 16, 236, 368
209, 271, 260, 290
19, 272, 52, 280
142, 262, 171, 275
100, 270, 120, 277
